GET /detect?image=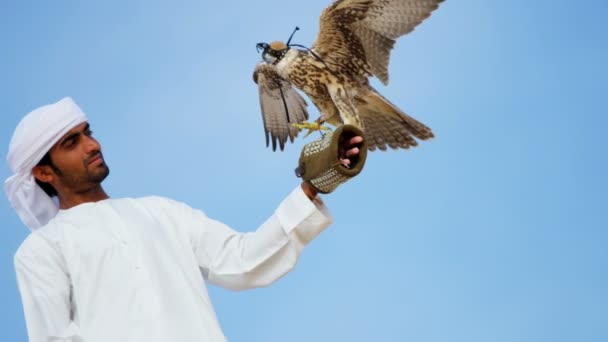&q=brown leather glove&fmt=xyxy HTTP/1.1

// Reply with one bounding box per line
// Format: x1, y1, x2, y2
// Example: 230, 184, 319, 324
295, 124, 367, 194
